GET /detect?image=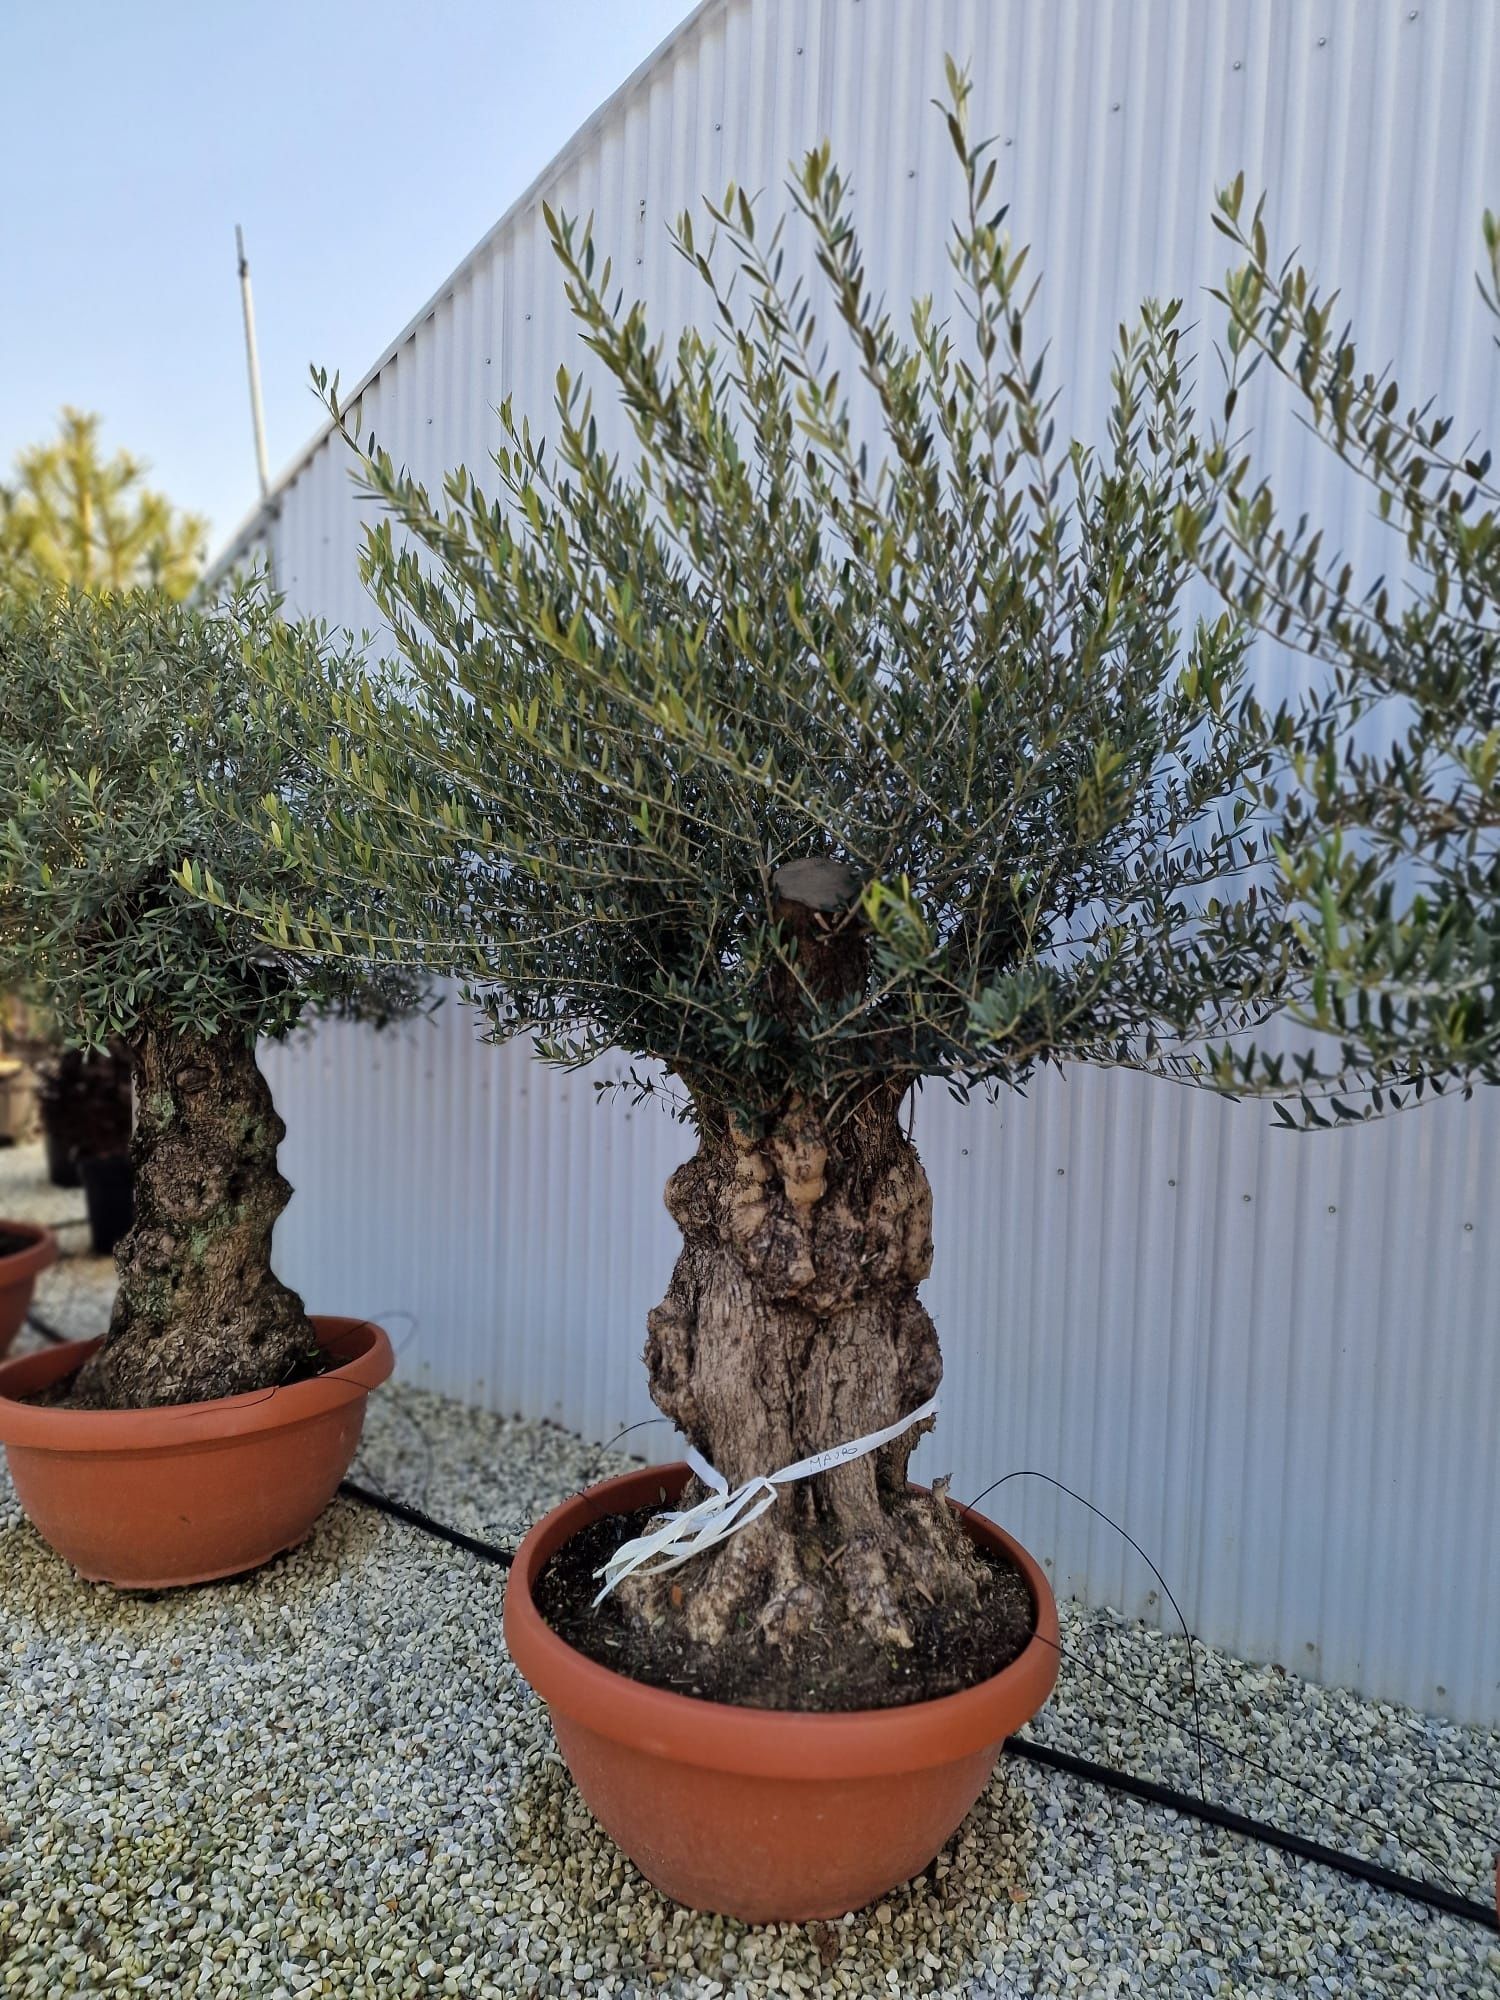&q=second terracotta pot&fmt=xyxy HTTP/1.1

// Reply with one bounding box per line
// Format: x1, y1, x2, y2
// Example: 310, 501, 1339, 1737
0, 1315, 392, 1587
0, 1220, 58, 1356
506, 1463, 1059, 1922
